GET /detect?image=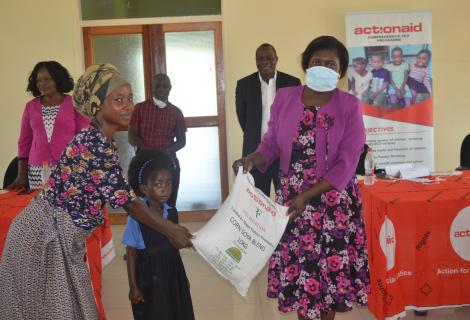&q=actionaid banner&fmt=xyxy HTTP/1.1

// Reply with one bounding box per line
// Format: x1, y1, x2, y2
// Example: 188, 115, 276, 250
346, 11, 434, 170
